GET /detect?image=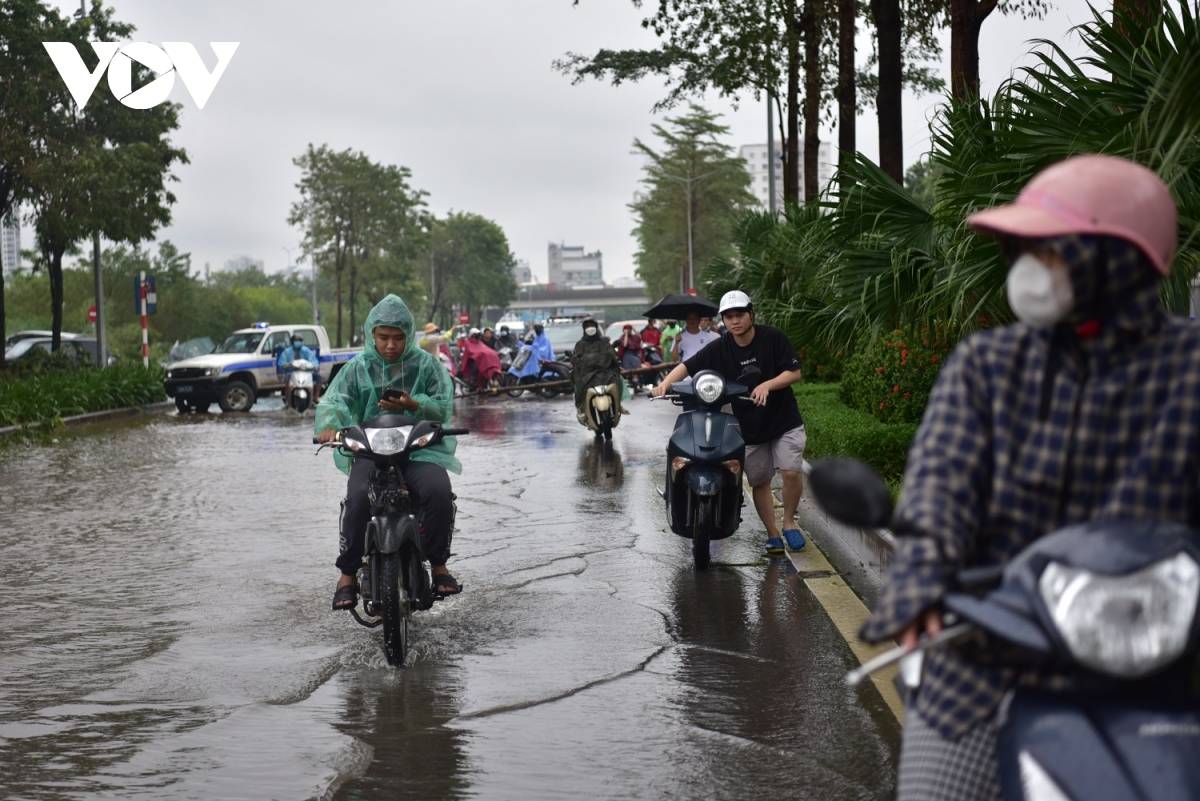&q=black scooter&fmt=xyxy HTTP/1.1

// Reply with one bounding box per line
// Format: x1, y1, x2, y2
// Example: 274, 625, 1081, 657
809, 458, 1200, 801
315, 415, 469, 667
656, 367, 760, 570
